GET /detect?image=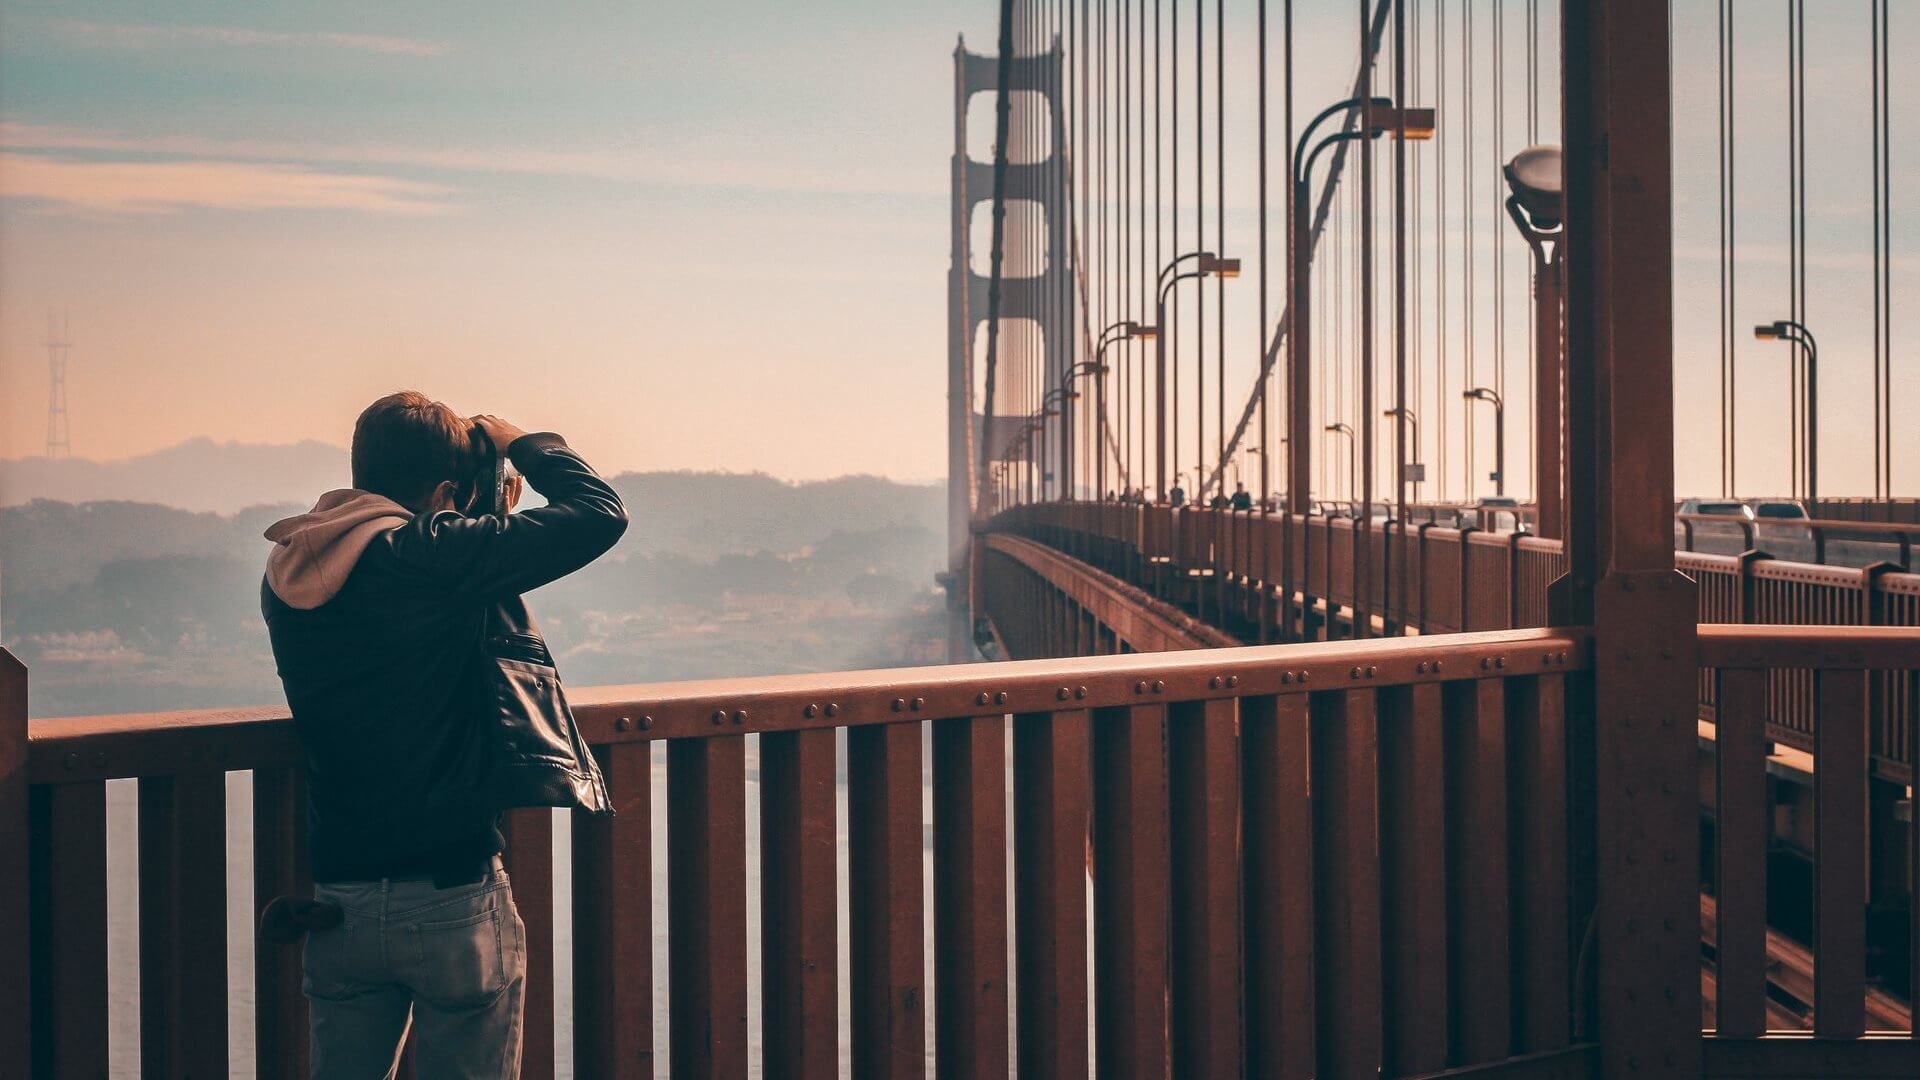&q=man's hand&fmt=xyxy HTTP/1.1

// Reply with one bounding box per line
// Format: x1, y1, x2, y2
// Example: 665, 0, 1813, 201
472, 415, 528, 455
